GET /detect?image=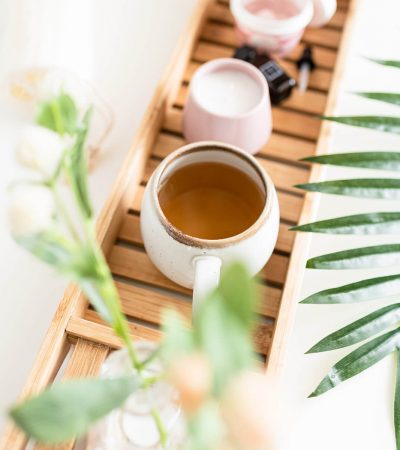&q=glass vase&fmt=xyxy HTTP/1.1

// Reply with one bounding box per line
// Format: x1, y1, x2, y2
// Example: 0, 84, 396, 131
86, 341, 185, 450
